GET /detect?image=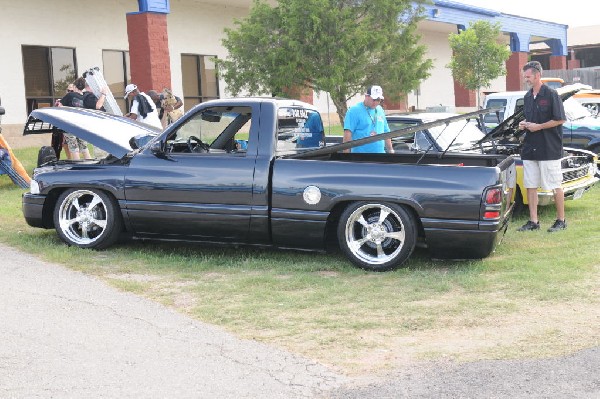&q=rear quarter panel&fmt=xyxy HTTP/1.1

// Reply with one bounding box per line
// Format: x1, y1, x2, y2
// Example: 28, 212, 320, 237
270, 159, 508, 250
